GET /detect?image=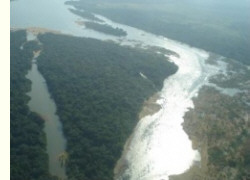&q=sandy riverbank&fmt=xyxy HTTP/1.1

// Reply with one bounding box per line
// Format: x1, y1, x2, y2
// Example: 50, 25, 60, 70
114, 92, 162, 178
139, 92, 161, 119
11, 27, 61, 35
